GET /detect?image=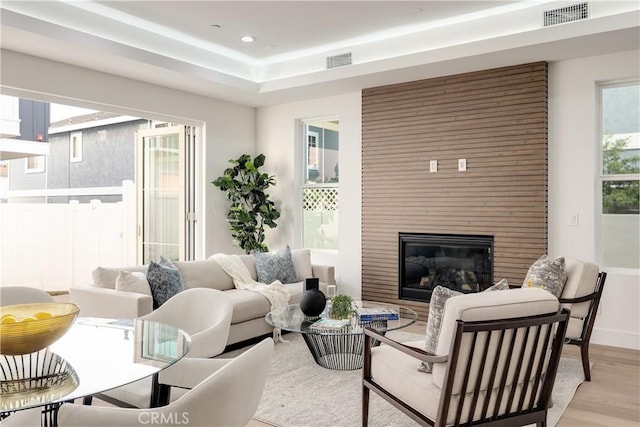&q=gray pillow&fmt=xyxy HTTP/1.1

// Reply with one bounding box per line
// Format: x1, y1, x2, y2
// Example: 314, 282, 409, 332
522, 255, 567, 298
147, 256, 184, 308
419, 279, 509, 373
253, 246, 298, 284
